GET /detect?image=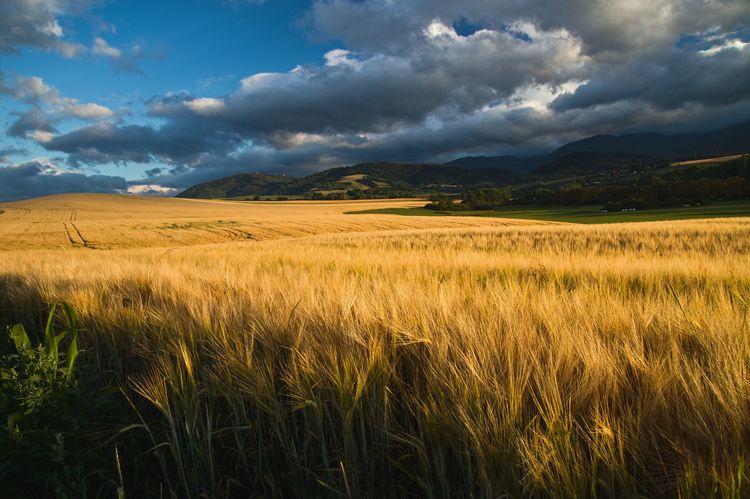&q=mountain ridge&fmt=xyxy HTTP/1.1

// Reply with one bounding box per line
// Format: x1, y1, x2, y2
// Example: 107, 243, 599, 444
178, 121, 750, 199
